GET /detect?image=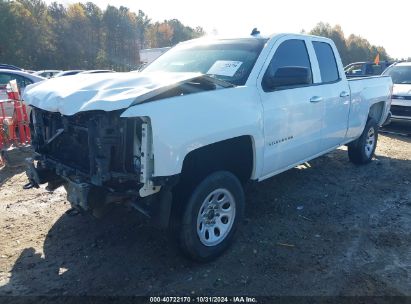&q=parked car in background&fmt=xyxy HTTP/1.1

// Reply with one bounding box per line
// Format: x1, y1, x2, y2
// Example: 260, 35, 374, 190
382, 62, 411, 122
345, 61, 394, 78
0, 64, 23, 71
139, 47, 171, 66
54, 70, 84, 77
79, 70, 114, 74
0, 69, 45, 100
34, 70, 62, 78
0, 69, 45, 116
0, 84, 6, 103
